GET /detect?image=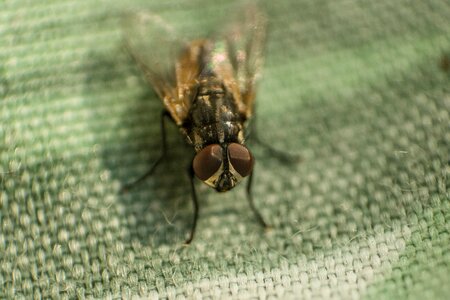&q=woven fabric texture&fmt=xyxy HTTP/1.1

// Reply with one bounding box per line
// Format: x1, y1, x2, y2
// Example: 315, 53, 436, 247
1, 0, 449, 299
